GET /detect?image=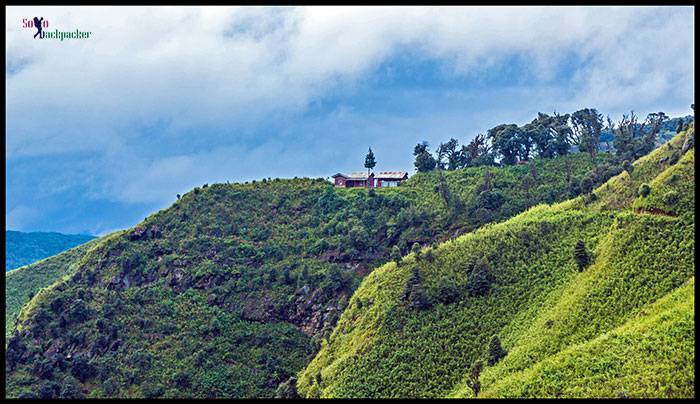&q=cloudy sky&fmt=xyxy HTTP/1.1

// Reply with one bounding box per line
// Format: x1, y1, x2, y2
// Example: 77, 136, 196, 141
6, 6, 695, 235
